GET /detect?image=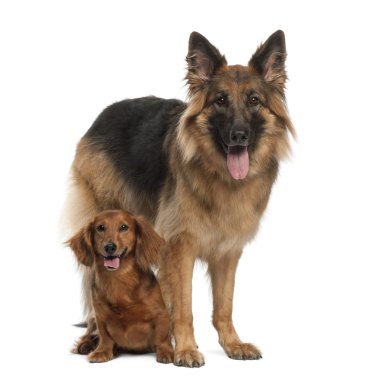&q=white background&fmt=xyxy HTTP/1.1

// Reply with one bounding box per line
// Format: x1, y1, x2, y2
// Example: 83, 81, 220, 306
1, 0, 369, 379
